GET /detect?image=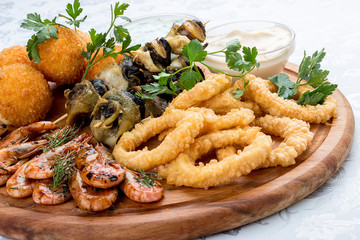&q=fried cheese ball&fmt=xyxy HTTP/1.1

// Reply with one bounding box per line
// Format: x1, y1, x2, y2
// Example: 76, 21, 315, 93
0, 45, 33, 68
35, 26, 87, 84
0, 63, 52, 126
84, 45, 125, 80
